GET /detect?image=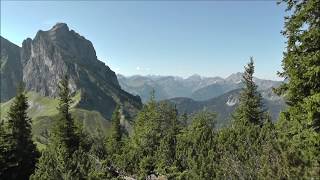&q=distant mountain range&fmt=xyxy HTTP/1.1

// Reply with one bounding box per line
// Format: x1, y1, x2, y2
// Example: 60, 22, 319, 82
118, 73, 286, 125
117, 73, 283, 102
